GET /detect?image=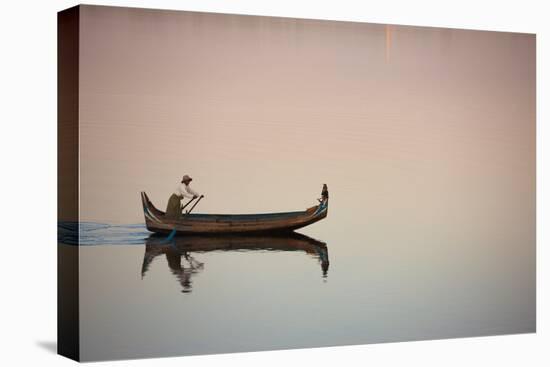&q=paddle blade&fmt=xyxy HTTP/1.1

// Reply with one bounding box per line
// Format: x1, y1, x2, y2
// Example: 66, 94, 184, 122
166, 229, 177, 242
